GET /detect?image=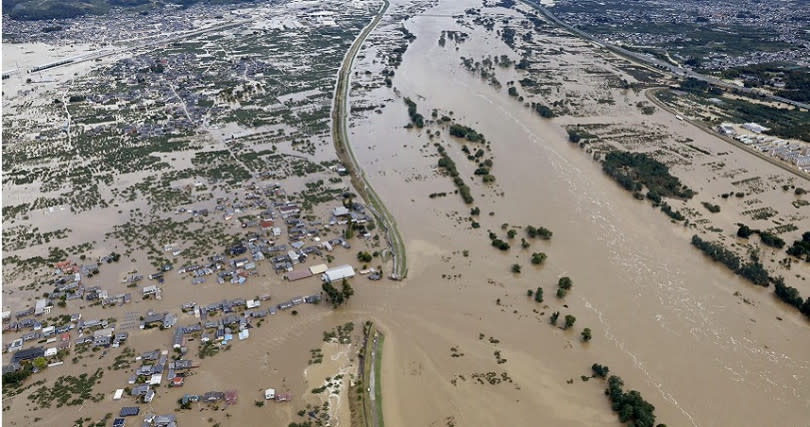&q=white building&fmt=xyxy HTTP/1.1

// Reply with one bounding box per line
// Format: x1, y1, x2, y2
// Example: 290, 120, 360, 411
309, 264, 328, 275
35, 299, 51, 316
743, 122, 770, 133
149, 374, 162, 385
332, 206, 350, 217
321, 264, 355, 282
264, 388, 276, 400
